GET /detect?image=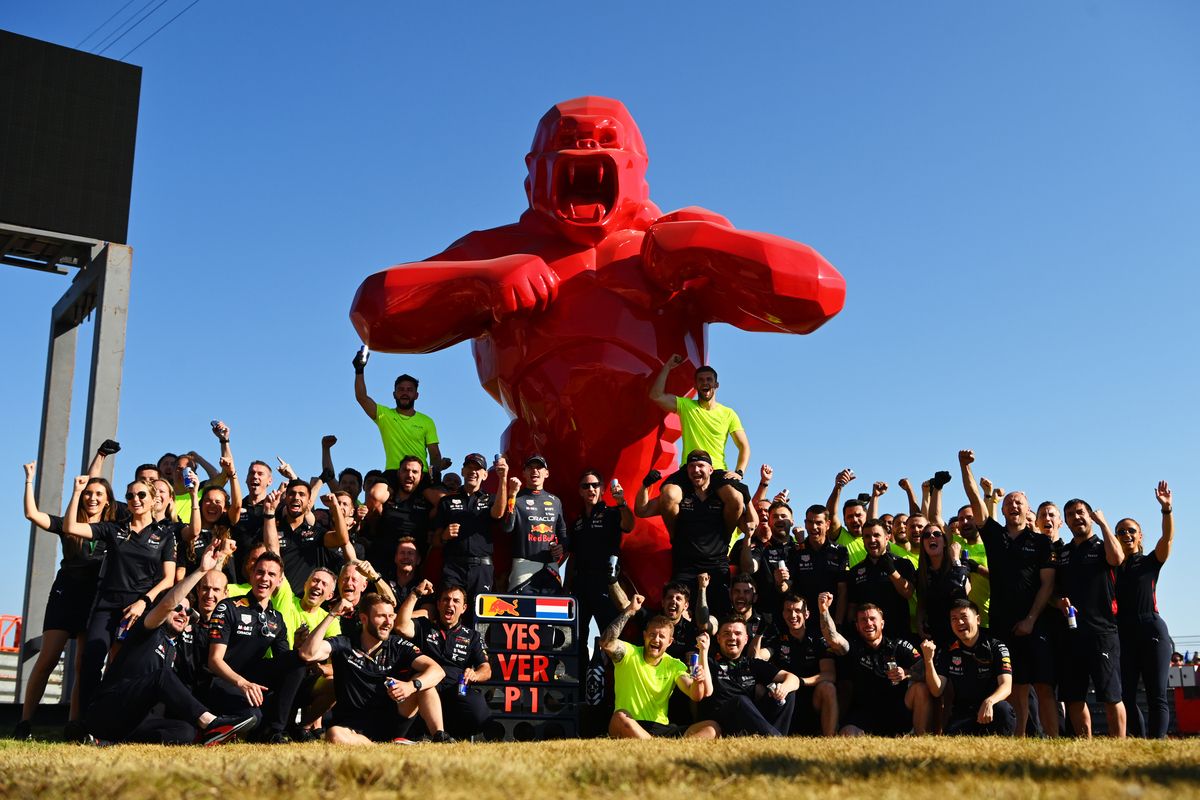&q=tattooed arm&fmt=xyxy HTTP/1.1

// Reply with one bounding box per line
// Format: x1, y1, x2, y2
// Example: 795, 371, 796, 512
600, 593, 643, 663
817, 591, 849, 655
